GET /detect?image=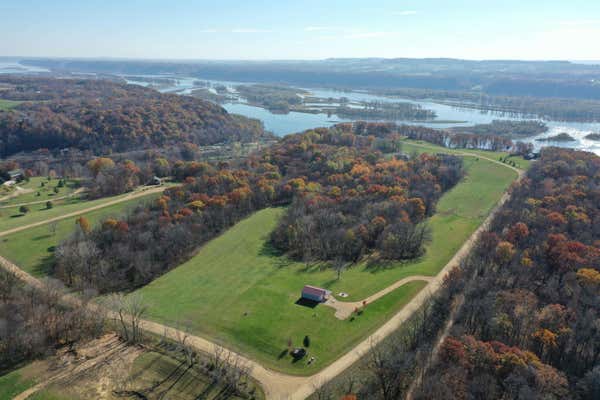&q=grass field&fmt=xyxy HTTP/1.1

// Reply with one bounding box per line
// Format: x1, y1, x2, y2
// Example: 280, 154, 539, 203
0, 177, 81, 207
134, 147, 518, 374
399, 138, 532, 170
0, 193, 161, 277
0, 186, 164, 232
0, 362, 42, 400
0, 99, 21, 110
